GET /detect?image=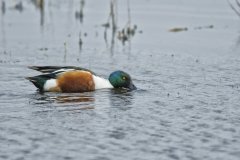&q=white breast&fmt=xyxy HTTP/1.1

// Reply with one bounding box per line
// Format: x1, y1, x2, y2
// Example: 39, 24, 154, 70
92, 75, 113, 89
43, 79, 57, 91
